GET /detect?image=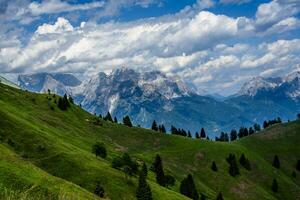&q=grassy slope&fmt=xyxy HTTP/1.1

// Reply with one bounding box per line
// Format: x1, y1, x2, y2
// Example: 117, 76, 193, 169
0, 83, 299, 199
